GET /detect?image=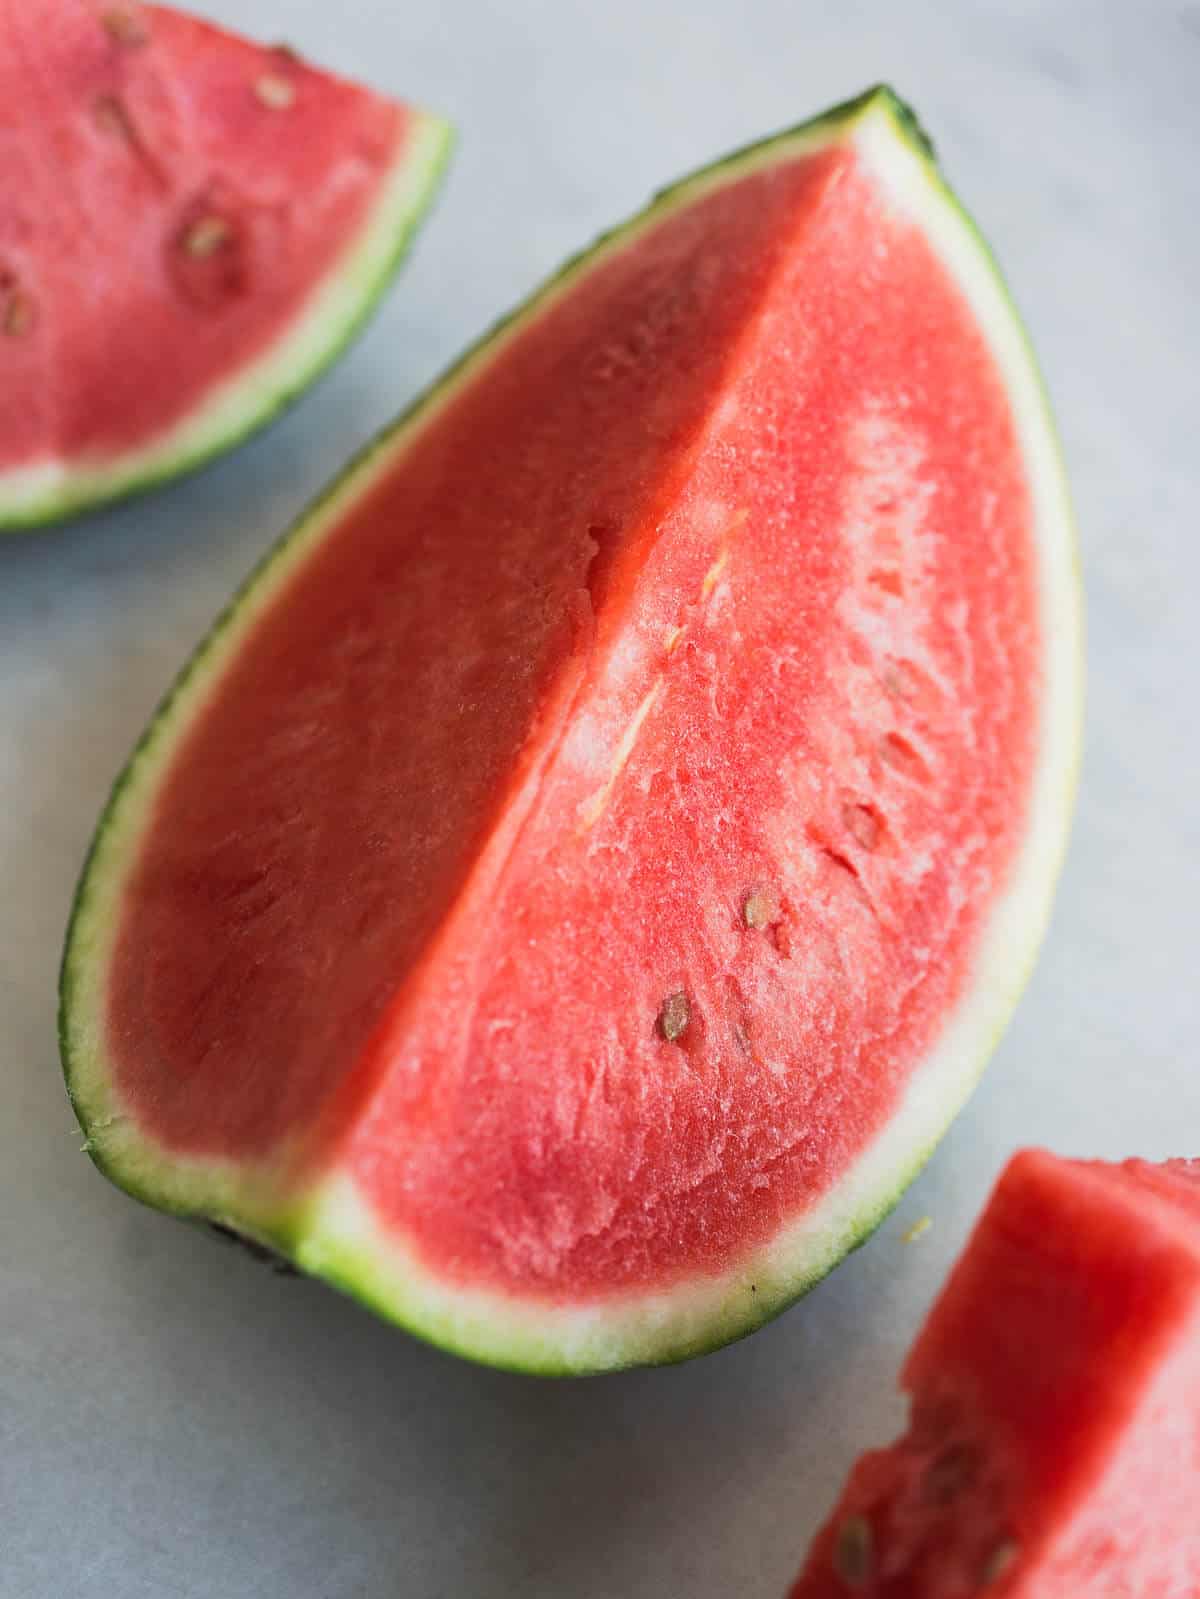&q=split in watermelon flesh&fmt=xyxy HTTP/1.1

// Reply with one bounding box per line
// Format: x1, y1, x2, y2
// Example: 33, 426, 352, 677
0, 0, 451, 529
60, 89, 1081, 1374
788, 1151, 1200, 1597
